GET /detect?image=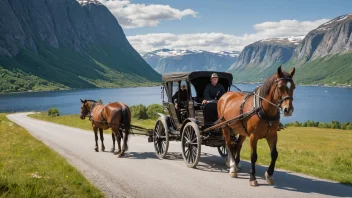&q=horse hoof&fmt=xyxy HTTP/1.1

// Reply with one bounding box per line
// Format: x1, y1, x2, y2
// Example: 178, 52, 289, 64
230, 172, 237, 178
249, 180, 259, 187
101, 147, 105, 152
110, 148, 115, 153
117, 153, 124, 158
114, 150, 121, 155
265, 171, 275, 185
94, 148, 99, 152
236, 166, 241, 172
